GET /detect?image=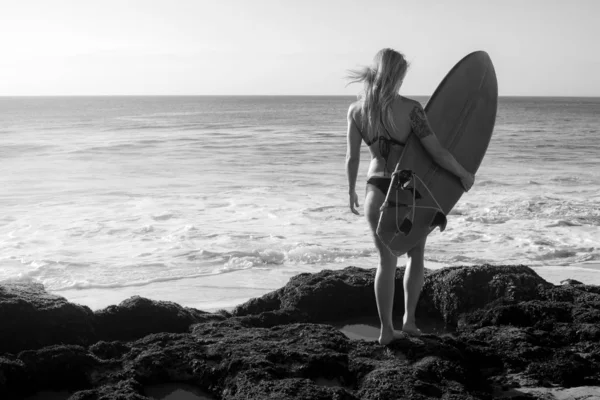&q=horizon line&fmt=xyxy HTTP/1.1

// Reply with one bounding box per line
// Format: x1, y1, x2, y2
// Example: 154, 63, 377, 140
1, 94, 599, 98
